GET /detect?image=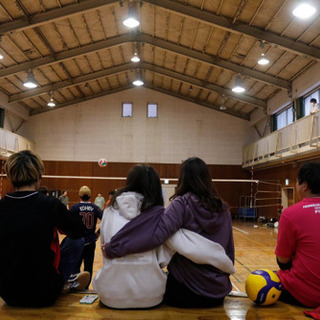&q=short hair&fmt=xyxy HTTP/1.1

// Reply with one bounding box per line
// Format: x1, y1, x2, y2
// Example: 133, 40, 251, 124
297, 162, 320, 194
310, 98, 317, 103
5, 150, 44, 188
79, 185, 91, 201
